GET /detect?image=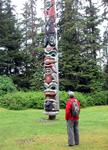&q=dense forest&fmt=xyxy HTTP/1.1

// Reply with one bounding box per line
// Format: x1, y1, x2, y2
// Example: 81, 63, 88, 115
0, 0, 108, 94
